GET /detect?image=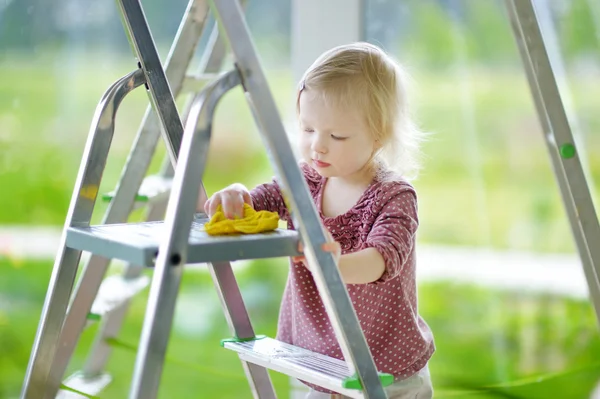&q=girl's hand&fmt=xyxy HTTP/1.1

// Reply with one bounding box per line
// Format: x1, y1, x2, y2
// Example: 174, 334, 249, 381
203, 183, 253, 219
292, 231, 341, 271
